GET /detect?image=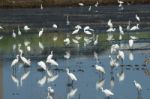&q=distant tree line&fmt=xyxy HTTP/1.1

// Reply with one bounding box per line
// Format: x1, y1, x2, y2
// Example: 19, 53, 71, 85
0, 0, 149, 8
